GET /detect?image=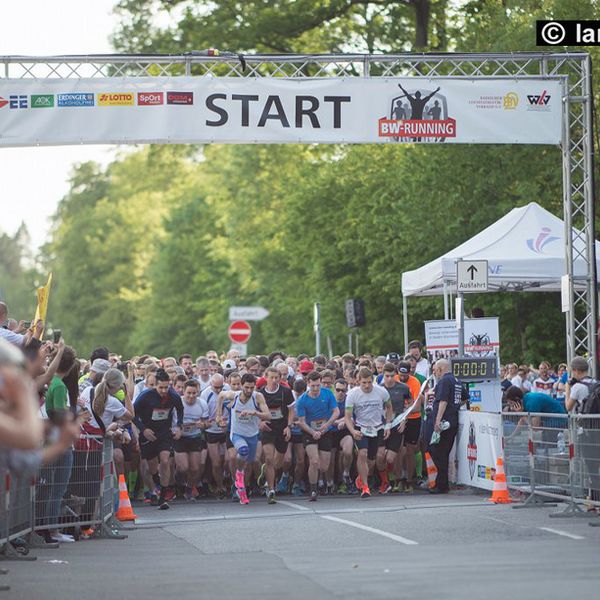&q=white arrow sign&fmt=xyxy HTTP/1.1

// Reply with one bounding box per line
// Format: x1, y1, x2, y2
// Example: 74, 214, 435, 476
229, 306, 270, 321
456, 260, 488, 293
